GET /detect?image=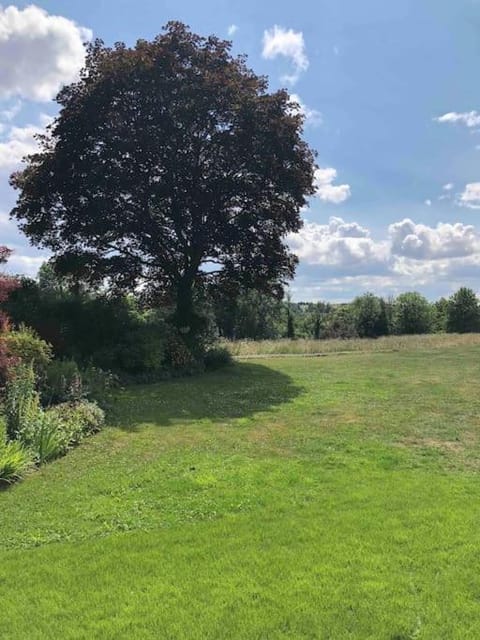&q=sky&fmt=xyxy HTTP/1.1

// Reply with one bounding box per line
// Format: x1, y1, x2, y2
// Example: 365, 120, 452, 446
1, 0, 480, 301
